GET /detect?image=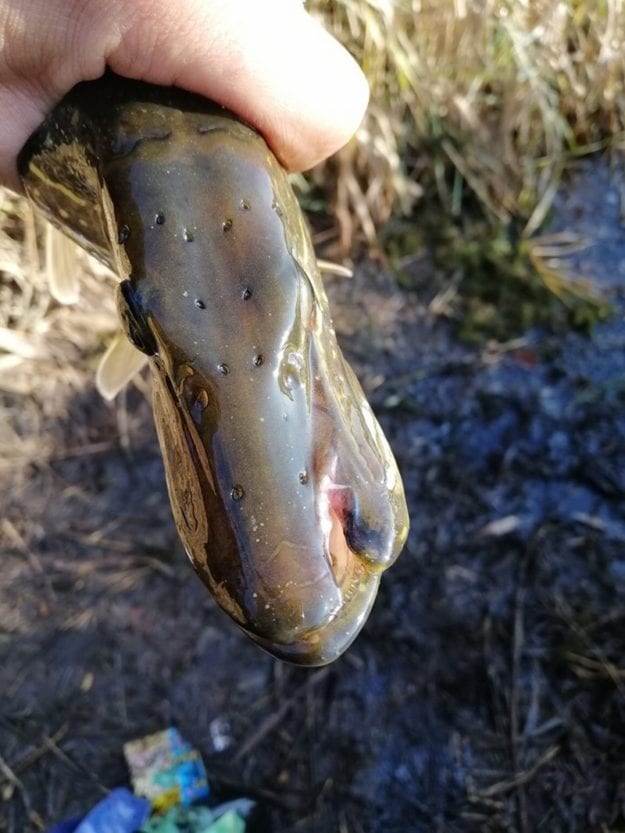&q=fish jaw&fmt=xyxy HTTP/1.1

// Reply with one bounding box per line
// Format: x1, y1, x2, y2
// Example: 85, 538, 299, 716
243, 573, 382, 666
148, 333, 407, 665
